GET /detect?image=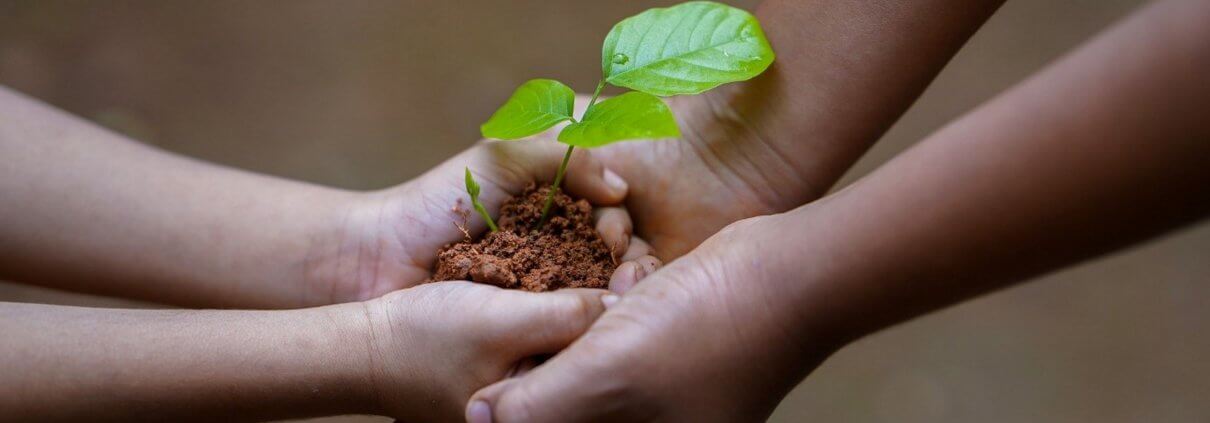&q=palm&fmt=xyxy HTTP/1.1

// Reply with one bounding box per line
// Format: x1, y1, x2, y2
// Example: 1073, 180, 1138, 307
312, 140, 635, 304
